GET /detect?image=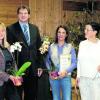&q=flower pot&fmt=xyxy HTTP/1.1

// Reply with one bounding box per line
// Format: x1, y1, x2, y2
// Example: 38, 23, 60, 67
50, 71, 59, 77
15, 77, 22, 86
